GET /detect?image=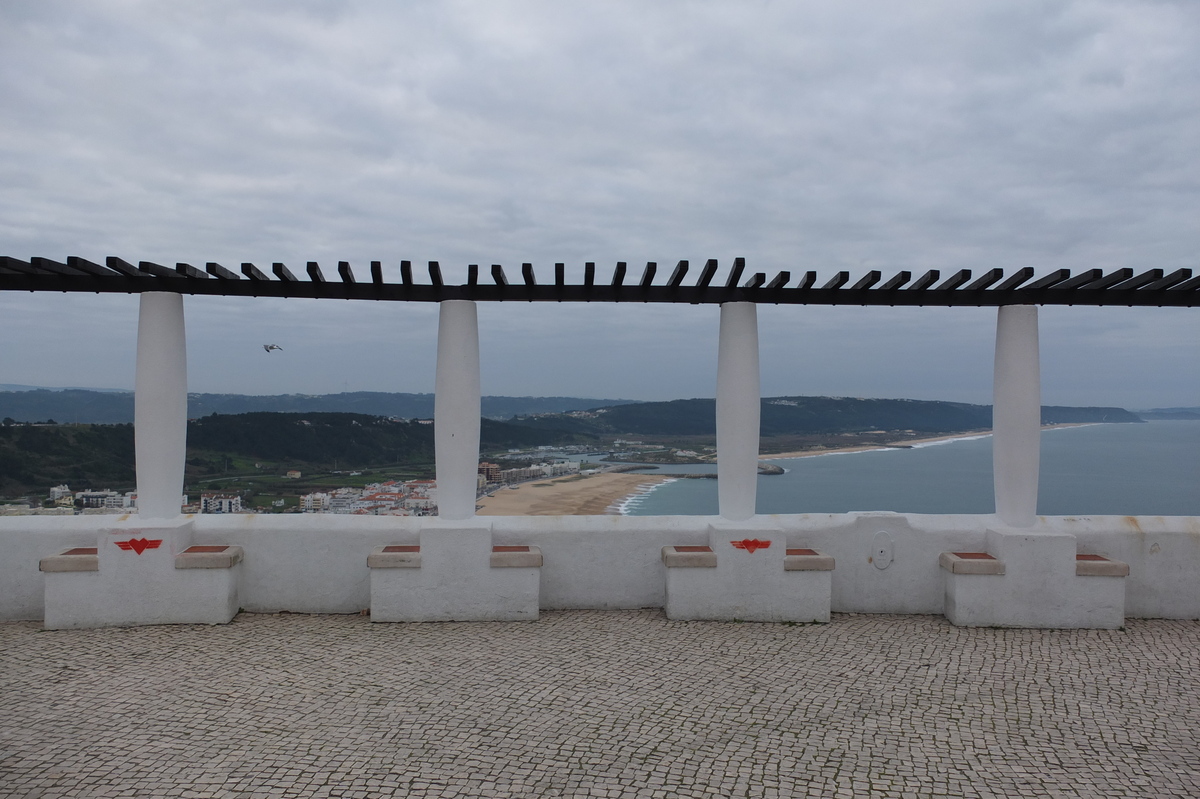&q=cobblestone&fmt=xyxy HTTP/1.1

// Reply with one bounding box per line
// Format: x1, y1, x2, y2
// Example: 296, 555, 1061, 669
2, 612, 1200, 797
